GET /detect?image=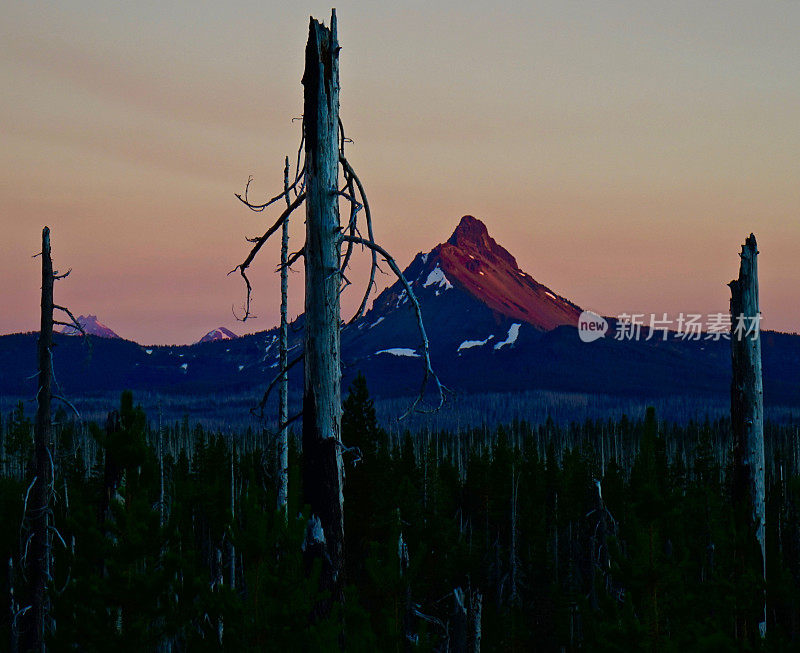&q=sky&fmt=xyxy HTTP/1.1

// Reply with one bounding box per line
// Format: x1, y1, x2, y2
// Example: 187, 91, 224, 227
1, 1, 798, 344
